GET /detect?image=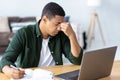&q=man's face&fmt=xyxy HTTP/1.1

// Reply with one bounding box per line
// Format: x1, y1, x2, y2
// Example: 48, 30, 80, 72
45, 15, 64, 36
